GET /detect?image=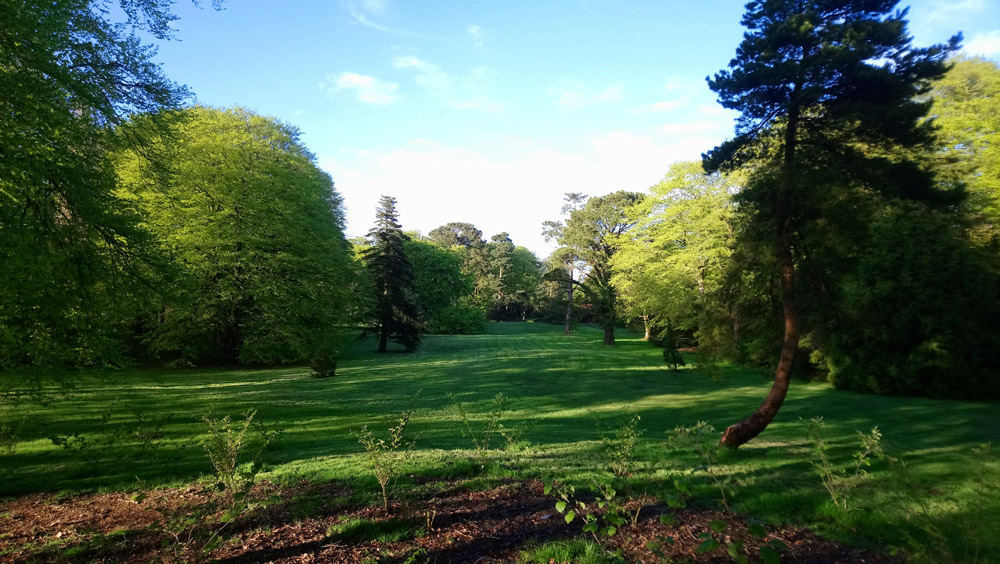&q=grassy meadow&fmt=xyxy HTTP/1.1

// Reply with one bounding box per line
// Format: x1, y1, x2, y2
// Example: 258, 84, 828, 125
2, 322, 998, 561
